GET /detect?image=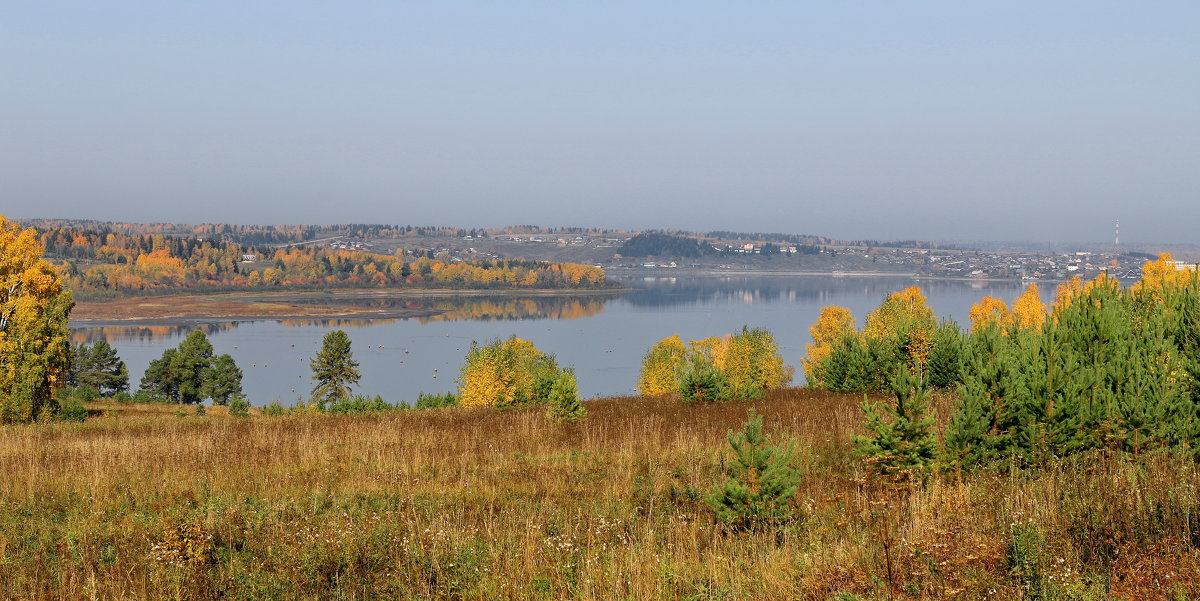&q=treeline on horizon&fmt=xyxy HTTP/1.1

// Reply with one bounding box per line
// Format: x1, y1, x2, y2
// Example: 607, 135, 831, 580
18, 219, 634, 246
21, 218, 971, 253
28, 224, 609, 297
